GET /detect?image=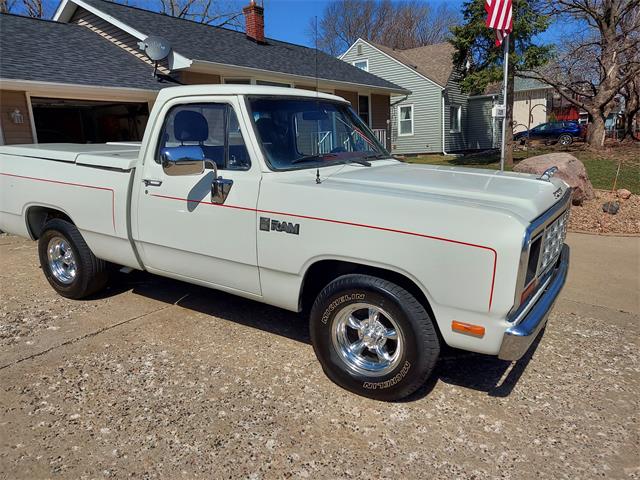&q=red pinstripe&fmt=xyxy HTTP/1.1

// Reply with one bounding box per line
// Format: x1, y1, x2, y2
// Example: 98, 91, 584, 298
150, 193, 498, 311
0, 172, 116, 232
